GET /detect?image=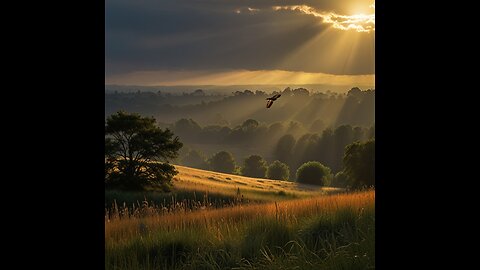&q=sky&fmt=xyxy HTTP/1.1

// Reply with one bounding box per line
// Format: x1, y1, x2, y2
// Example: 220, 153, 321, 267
105, 0, 375, 88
